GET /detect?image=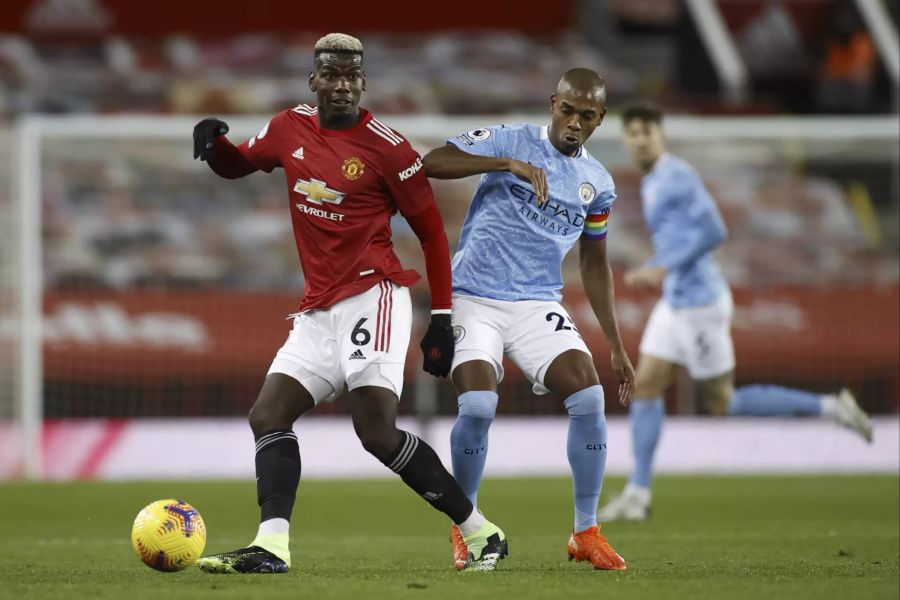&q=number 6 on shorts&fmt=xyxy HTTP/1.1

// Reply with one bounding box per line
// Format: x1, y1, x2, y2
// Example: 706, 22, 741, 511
351, 318, 371, 346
